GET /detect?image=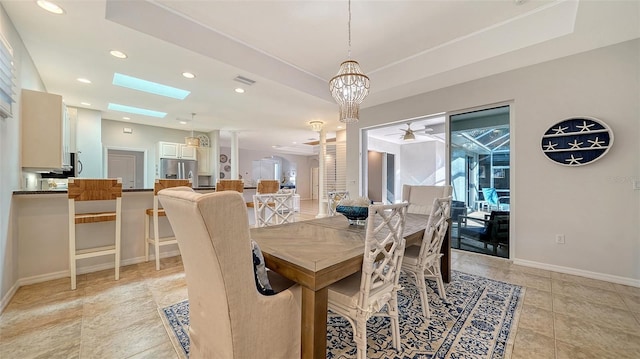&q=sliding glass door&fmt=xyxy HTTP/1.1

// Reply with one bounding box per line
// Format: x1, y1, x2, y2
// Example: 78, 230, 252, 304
449, 105, 510, 258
